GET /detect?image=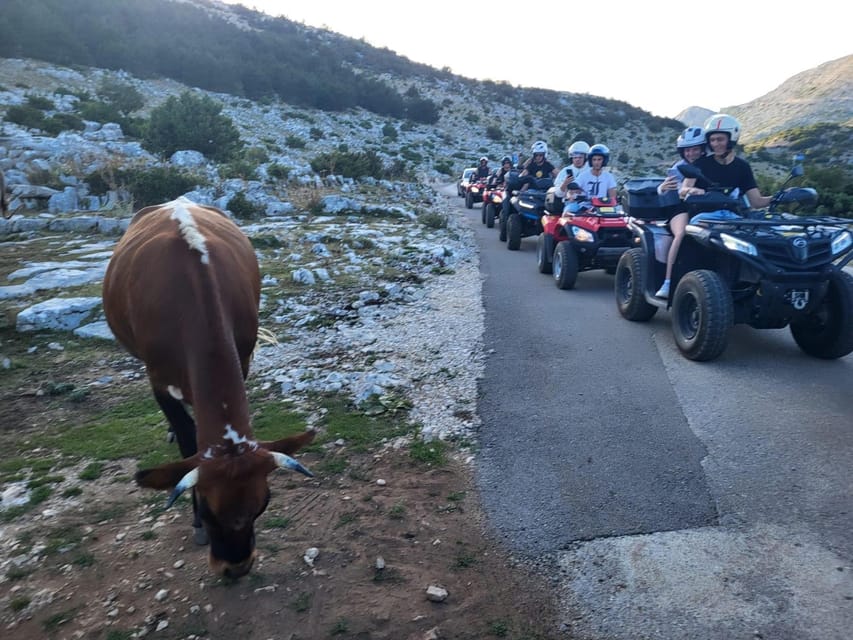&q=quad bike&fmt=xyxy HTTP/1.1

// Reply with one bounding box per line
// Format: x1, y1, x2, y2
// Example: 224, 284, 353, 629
465, 176, 488, 209
481, 183, 504, 228
537, 190, 633, 289
457, 168, 476, 197
502, 177, 555, 250
614, 163, 853, 361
